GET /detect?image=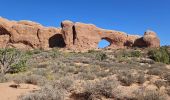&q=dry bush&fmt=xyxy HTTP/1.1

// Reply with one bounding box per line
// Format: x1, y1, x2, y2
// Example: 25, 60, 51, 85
0, 73, 8, 83
20, 76, 74, 100
13, 74, 47, 86
166, 86, 170, 96
20, 85, 65, 100
147, 67, 163, 76
155, 80, 167, 89
134, 90, 166, 100
72, 78, 120, 100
